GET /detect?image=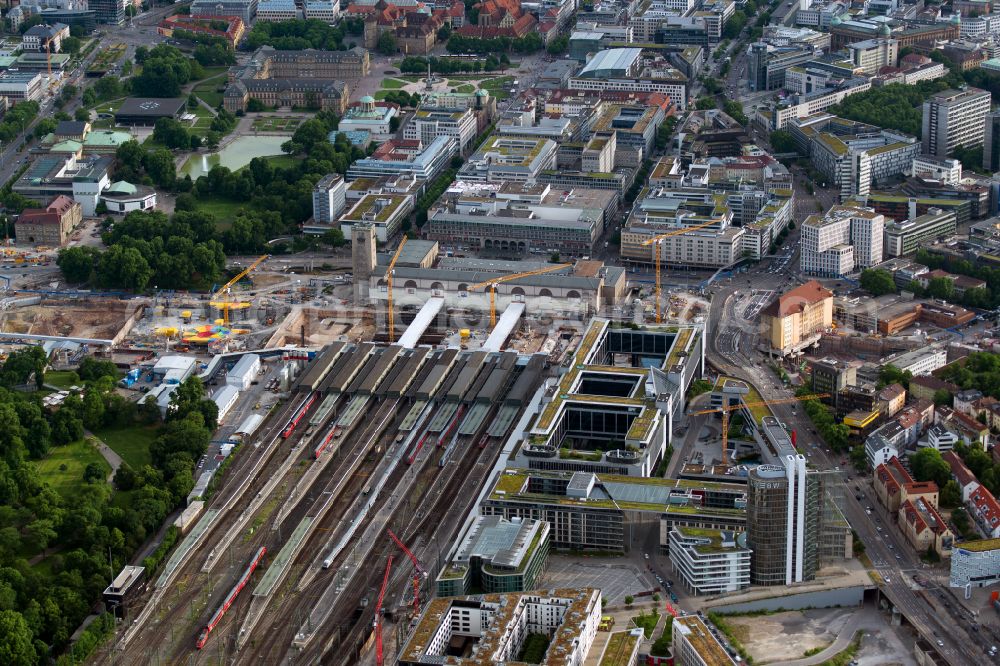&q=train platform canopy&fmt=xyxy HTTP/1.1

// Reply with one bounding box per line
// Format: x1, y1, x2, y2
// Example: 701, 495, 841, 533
482, 302, 525, 352
397, 296, 444, 349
